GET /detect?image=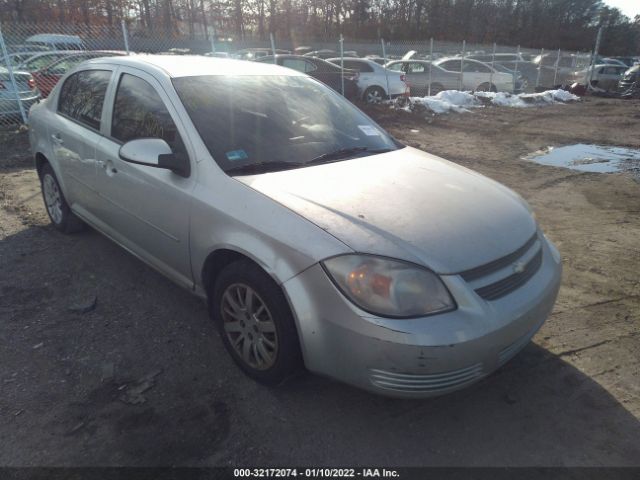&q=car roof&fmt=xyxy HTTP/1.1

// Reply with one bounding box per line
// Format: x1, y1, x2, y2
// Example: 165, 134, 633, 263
83, 54, 303, 78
